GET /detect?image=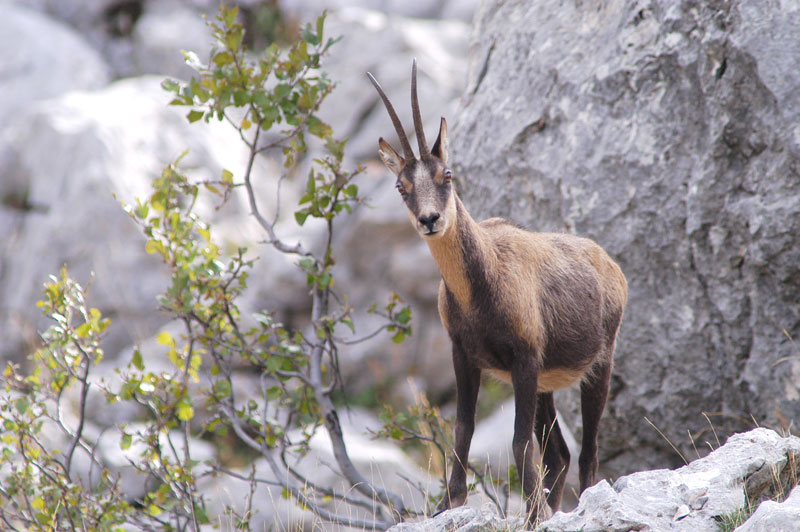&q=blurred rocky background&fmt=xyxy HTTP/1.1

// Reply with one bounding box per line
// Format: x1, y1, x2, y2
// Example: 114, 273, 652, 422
1, 0, 799, 529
